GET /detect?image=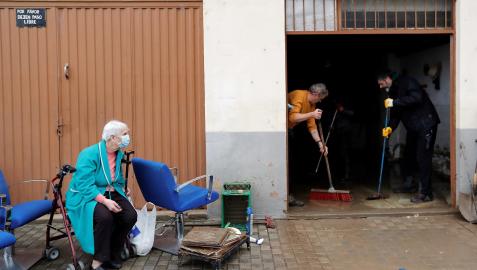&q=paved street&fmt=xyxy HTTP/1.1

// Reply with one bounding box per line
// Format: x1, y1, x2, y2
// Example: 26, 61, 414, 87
12, 214, 477, 269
